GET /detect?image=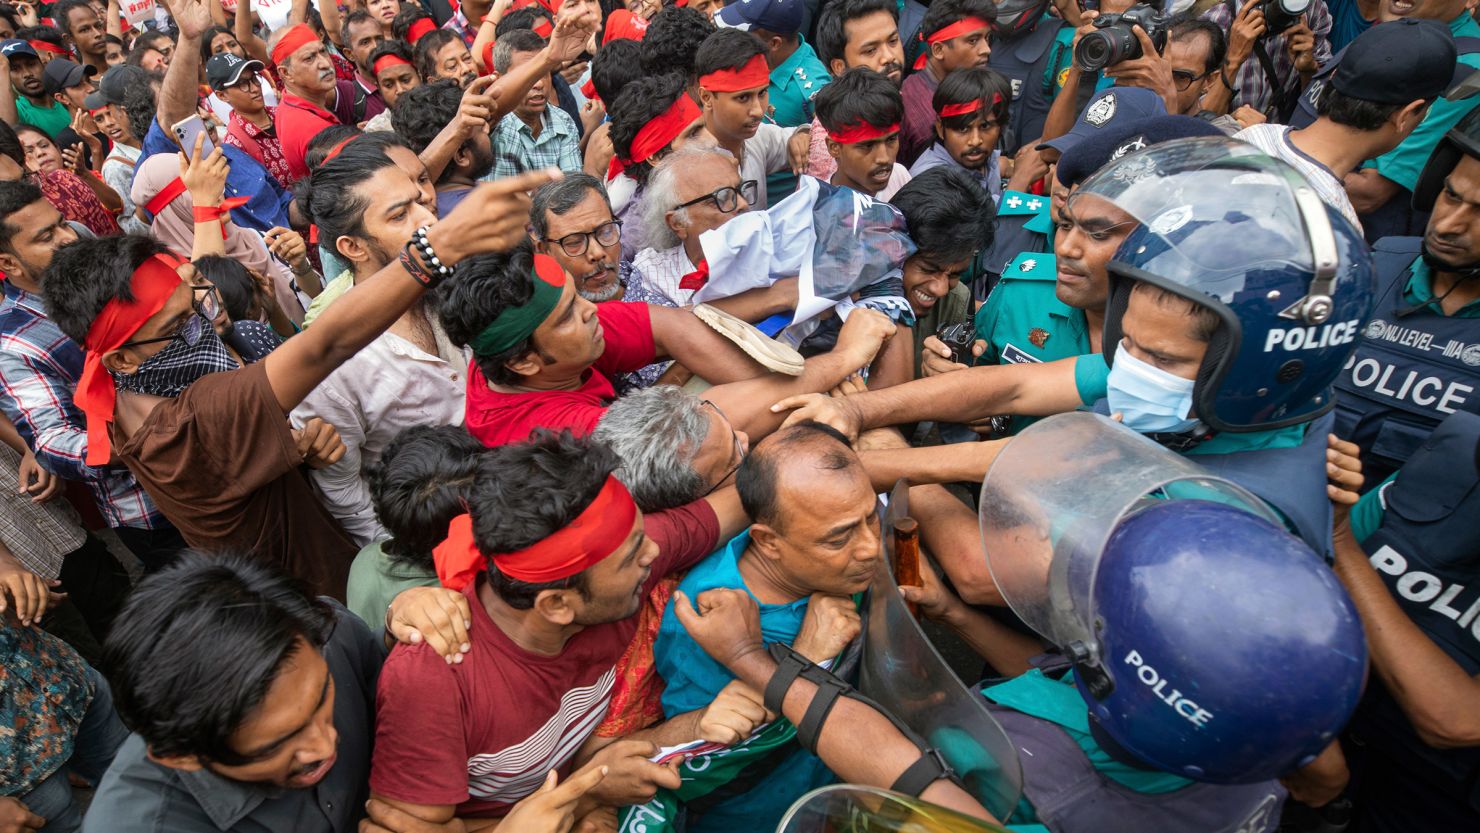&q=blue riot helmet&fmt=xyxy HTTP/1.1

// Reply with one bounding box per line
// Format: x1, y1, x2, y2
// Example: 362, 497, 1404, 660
1072, 136, 1376, 433
1086, 500, 1367, 783
1412, 103, 1480, 213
